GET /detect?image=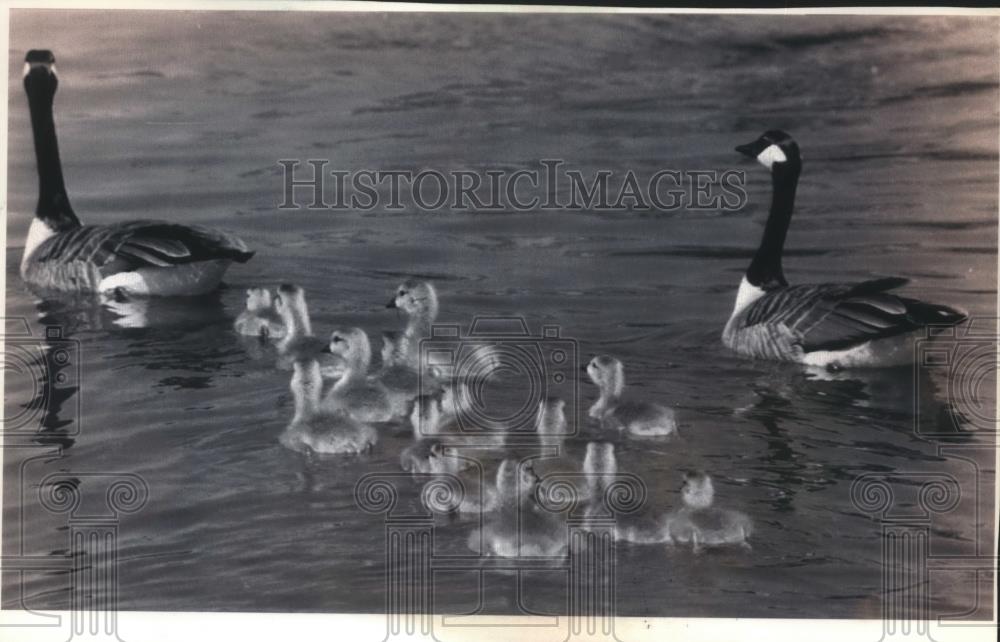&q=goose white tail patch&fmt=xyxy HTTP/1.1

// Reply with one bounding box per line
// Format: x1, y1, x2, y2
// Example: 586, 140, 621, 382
757, 144, 787, 169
